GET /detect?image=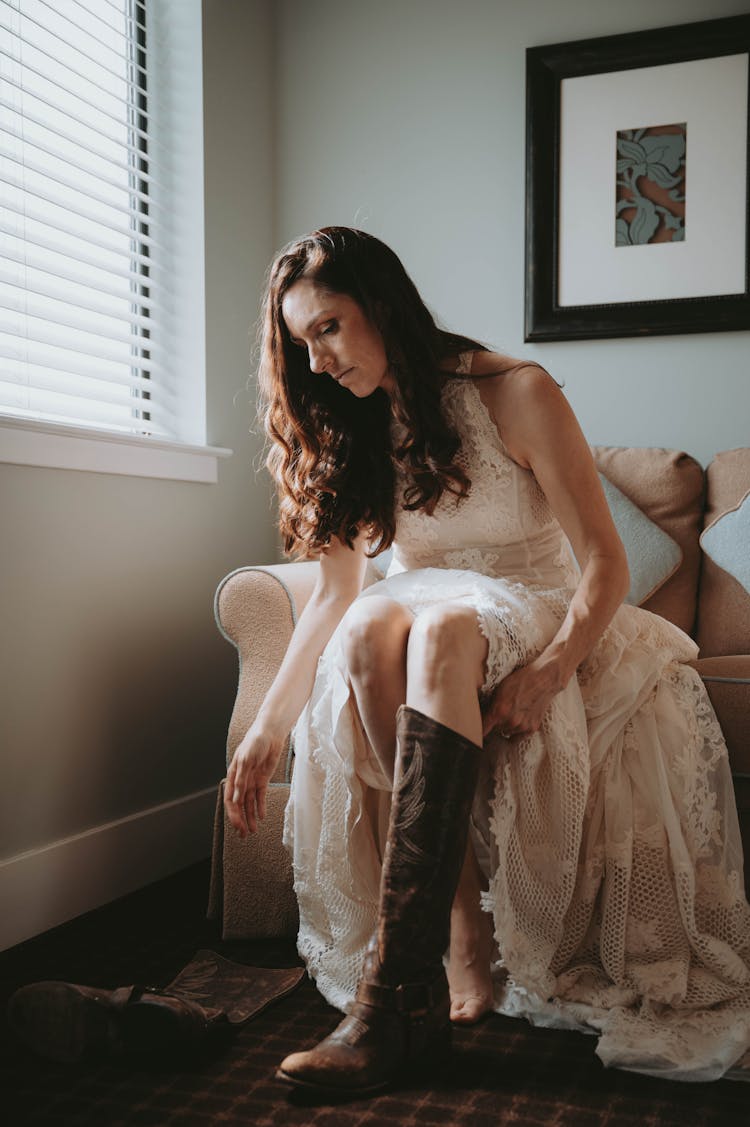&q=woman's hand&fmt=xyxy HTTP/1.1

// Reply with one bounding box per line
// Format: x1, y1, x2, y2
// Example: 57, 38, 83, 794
224, 724, 285, 838
481, 656, 564, 740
